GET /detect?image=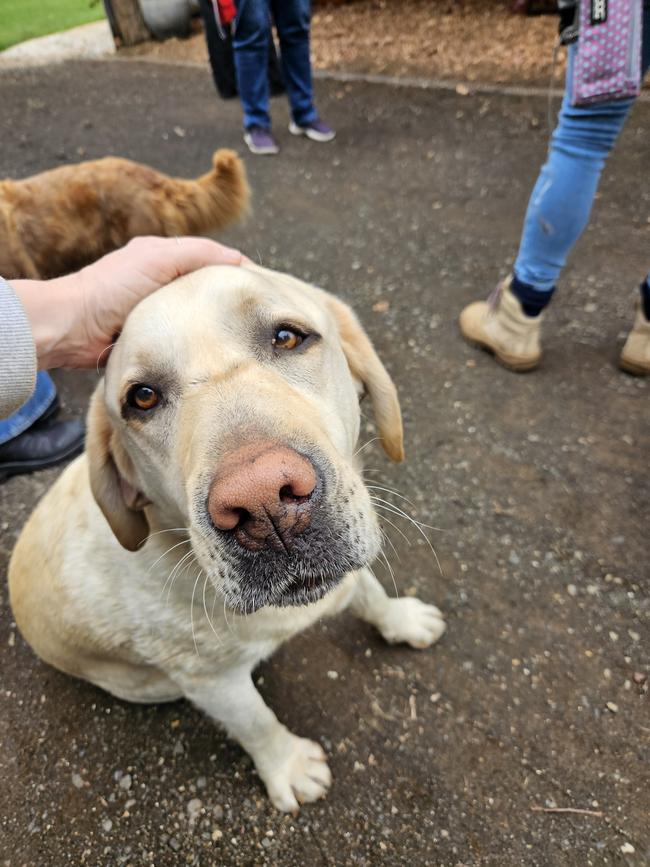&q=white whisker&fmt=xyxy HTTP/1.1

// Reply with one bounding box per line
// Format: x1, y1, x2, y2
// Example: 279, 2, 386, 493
163, 550, 196, 601
368, 493, 444, 533
366, 483, 420, 514
376, 552, 400, 599
160, 549, 191, 598
371, 502, 412, 547
190, 566, 203, 656
148, 538, 192, 575
371, 498, 443, 578
223, 597, 234, 637
379, 524, 401, 563
202, 572, 223, 646
147, 527, 191, 539
353, 437, 382, 457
